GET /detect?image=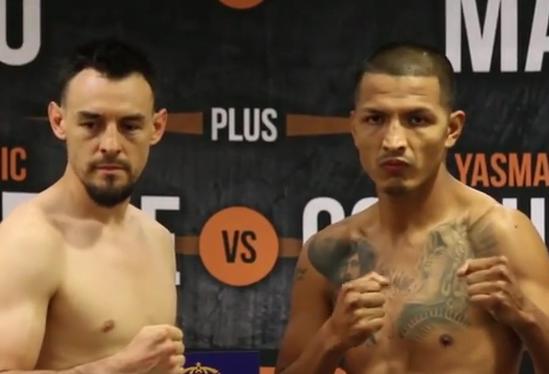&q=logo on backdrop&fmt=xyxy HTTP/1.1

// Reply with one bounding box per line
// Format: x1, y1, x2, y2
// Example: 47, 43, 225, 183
183, 362, 219, 373
446, 0, 549, 72
184, 351, 260, 374
0, 0, 41, 66
210, 108, 278, 142
0, 146, 27, 182
218, 0, 264, 10
455, 153, 549, 188
199, 206, 279, 286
